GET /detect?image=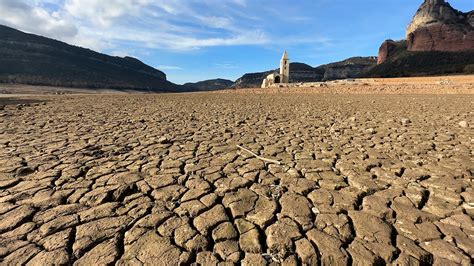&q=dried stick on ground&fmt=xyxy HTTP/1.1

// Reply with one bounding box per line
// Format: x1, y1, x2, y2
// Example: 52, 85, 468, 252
236, 145, 282, 165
